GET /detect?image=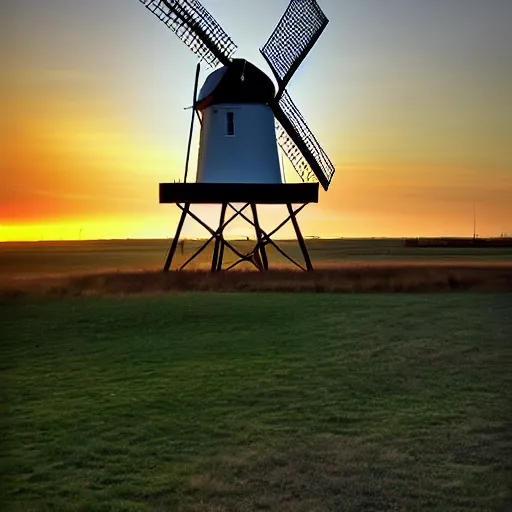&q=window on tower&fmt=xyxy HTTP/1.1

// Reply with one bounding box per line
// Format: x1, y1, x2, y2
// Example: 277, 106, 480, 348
226, 112, 235, 136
